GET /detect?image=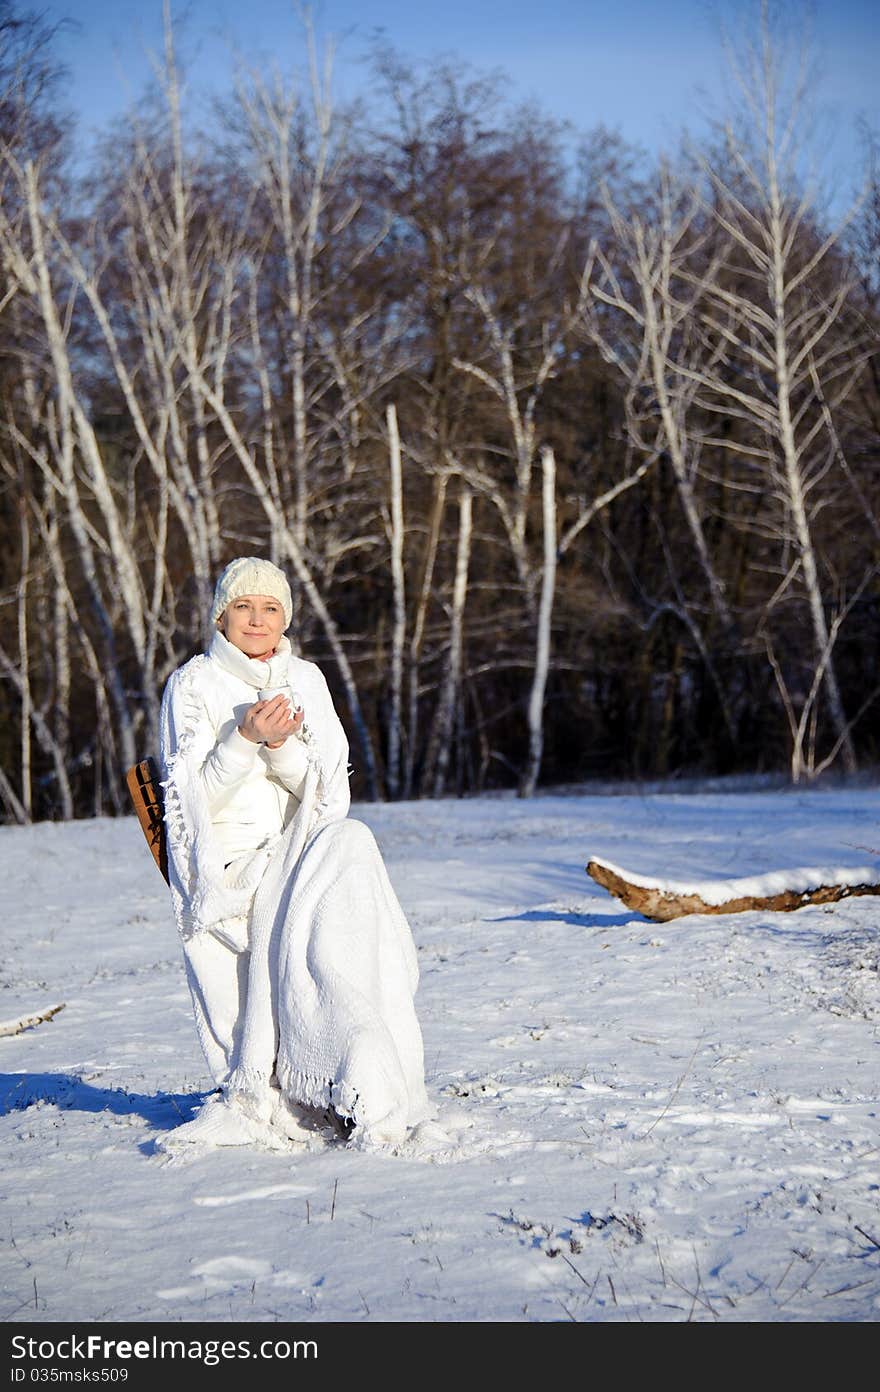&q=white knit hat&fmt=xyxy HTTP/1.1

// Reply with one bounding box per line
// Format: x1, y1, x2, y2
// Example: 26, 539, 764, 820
211, 556, 293, 627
